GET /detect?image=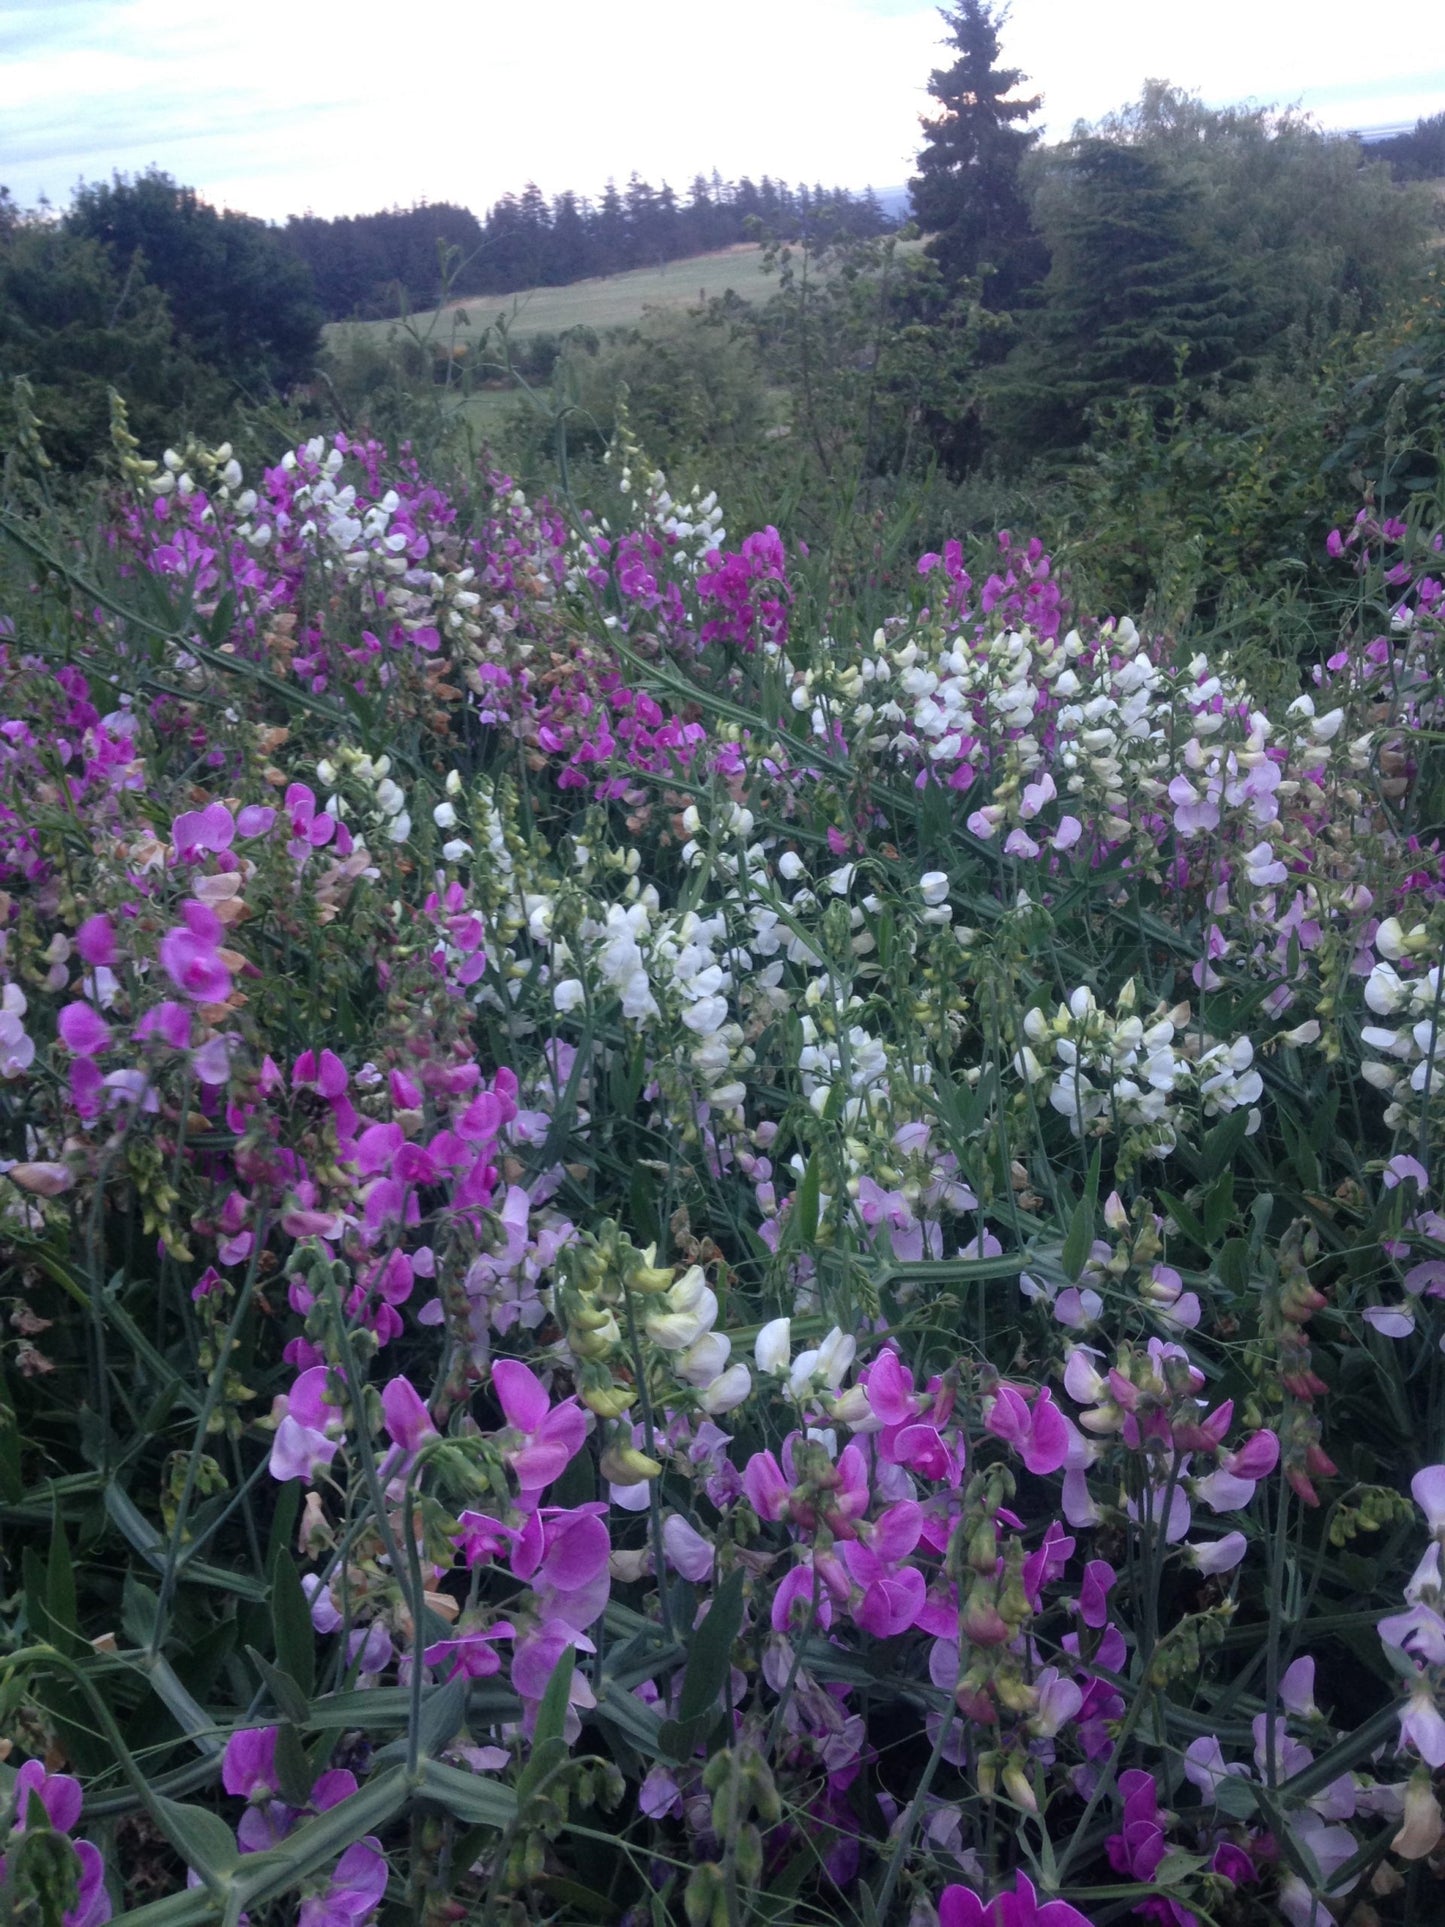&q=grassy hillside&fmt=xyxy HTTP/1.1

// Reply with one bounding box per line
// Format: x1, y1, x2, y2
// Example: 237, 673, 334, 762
324, 243, 781, 353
